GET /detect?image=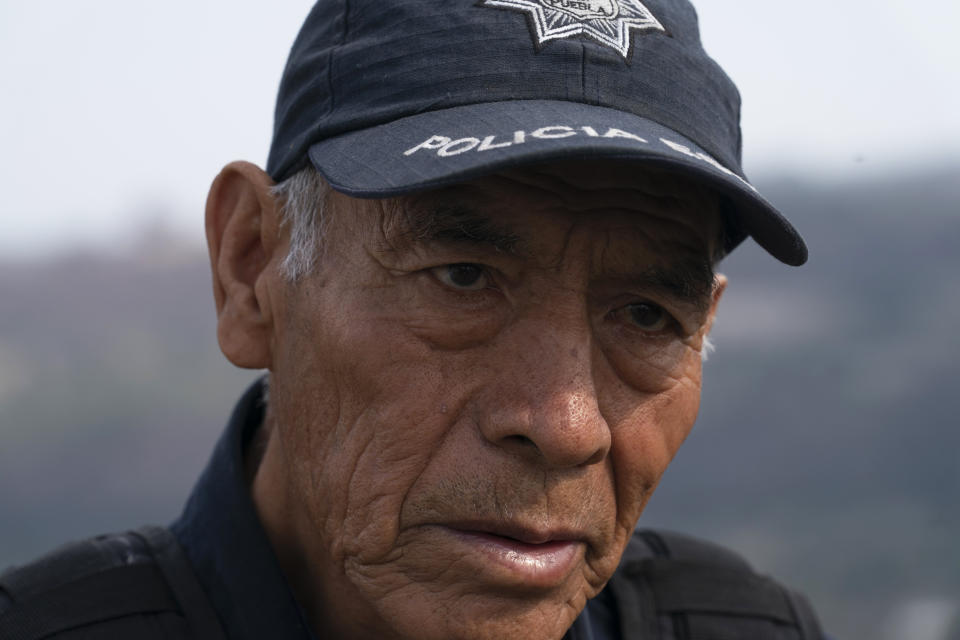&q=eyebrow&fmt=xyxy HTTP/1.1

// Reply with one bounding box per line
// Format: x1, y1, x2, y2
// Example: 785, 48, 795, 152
397, 203, 526, 256
633, 262, 716, 312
